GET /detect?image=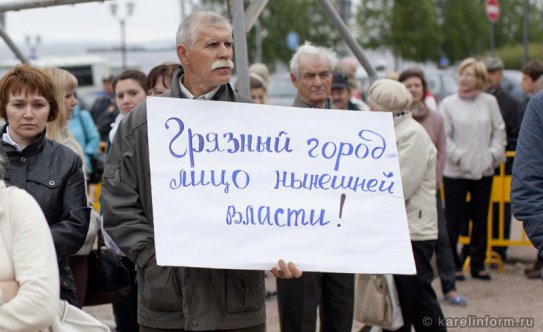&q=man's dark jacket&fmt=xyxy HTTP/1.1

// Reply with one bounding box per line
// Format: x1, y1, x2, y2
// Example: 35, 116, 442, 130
102, 69, 266, 330
489, 86, 521, 151
511, 91, 543, 278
